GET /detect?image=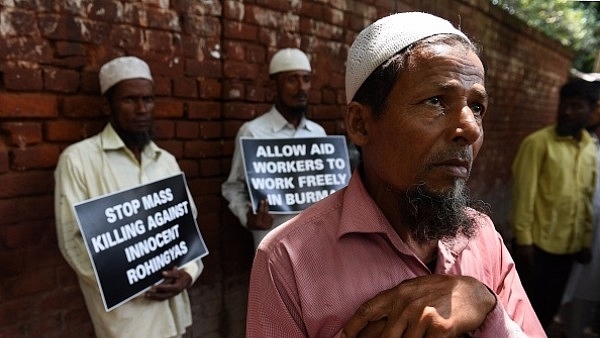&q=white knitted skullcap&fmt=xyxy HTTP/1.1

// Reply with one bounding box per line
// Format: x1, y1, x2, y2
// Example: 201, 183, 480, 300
268, 48, 311, 75
99, 56, 154, 94
345, 12, 470, 103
